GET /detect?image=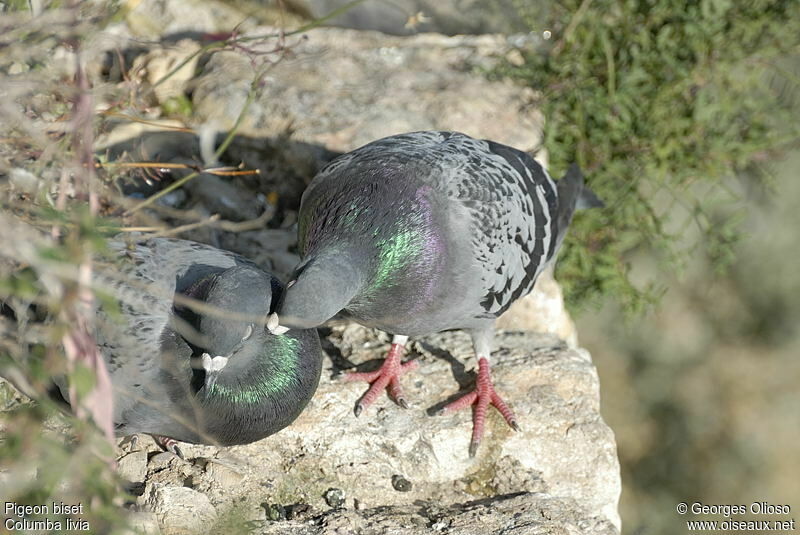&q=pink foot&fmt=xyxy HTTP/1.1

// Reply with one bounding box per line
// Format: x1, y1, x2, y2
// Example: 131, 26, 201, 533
442, 357, 519, 456
153, 435, 184, 459
344, 342, 419, 415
